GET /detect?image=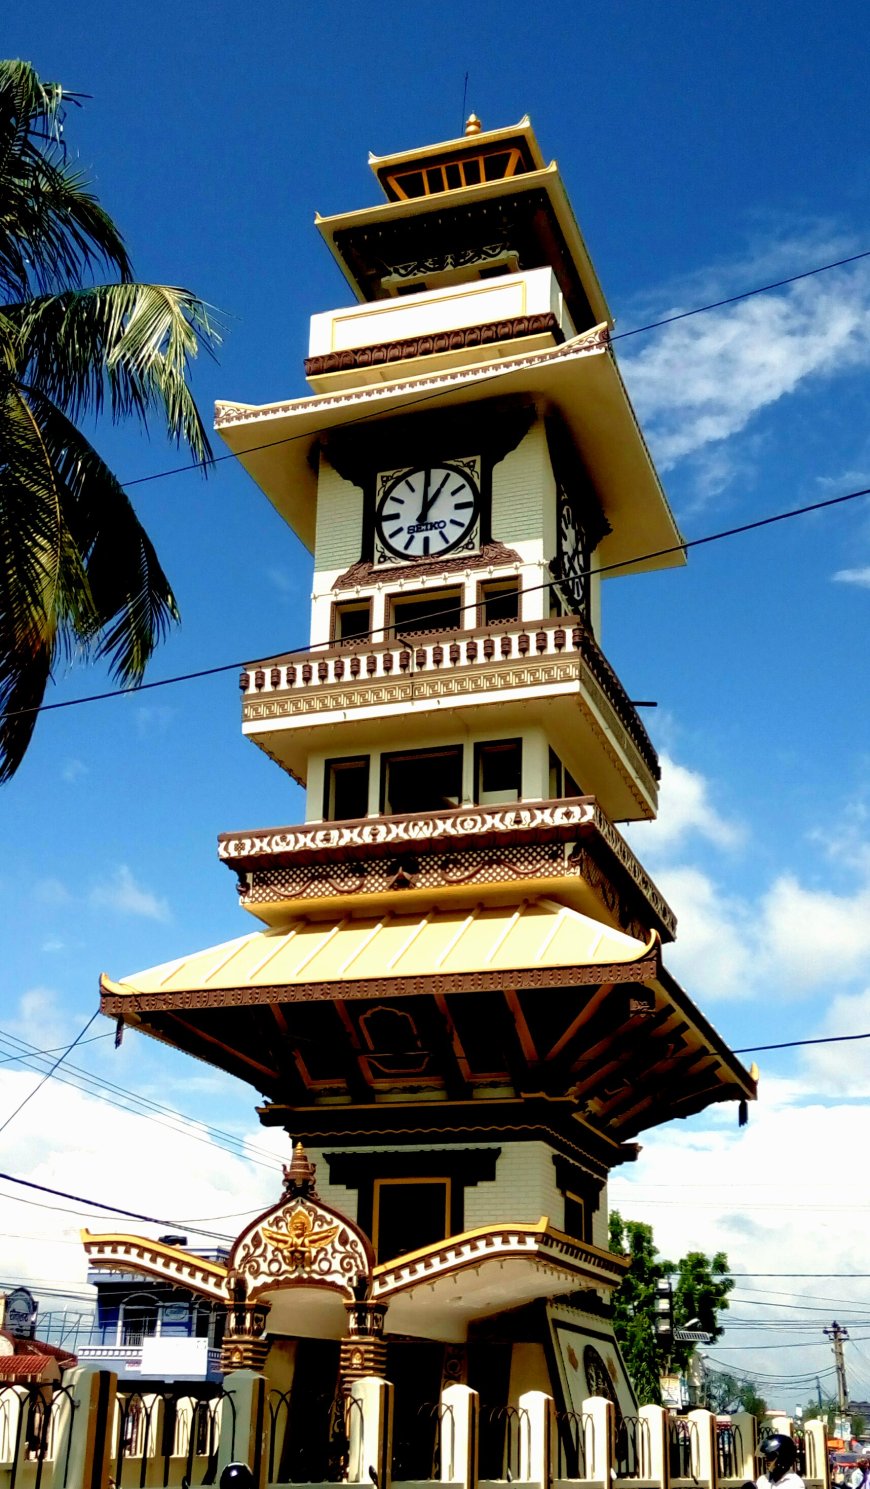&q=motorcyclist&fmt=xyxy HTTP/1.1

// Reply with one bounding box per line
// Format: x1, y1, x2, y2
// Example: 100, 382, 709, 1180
757, 1434, 805, 1489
